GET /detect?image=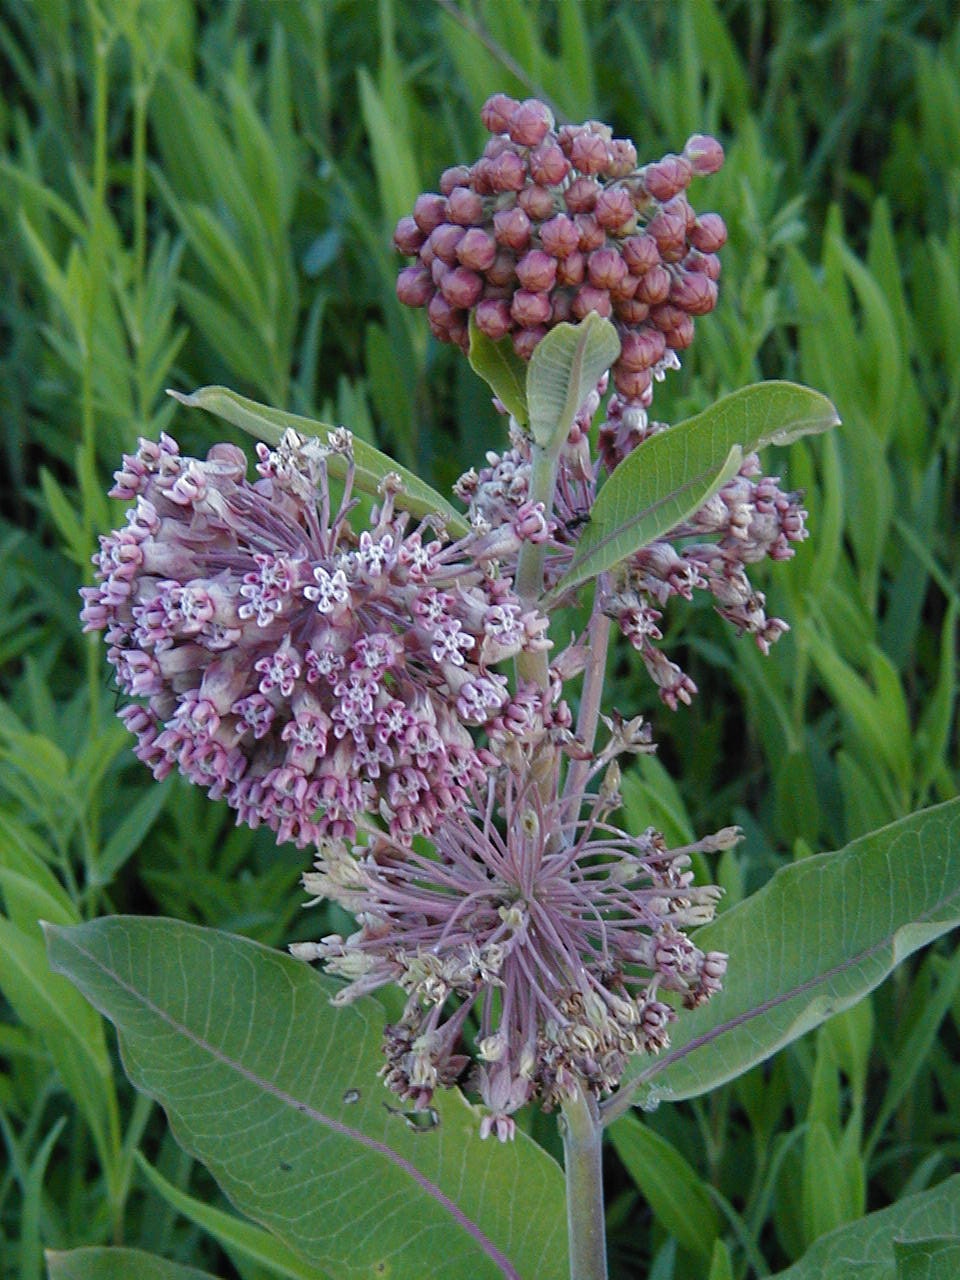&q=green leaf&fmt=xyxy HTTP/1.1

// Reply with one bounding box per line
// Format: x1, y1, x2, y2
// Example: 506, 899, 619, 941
768, 1175, 960, 1279
707, 1239, 735, 1280
468, 316, 528, 426
168, 385, 469, 535
46, 1248, 218, 1280
553, 380, 839, 600
46, 917, 566, 1280
137, 1156, 328, 1280
609, 1114, 720, 1259
526, 313, 620, 450
607, 797, 960, 1116
894, 1236, 960, 1280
